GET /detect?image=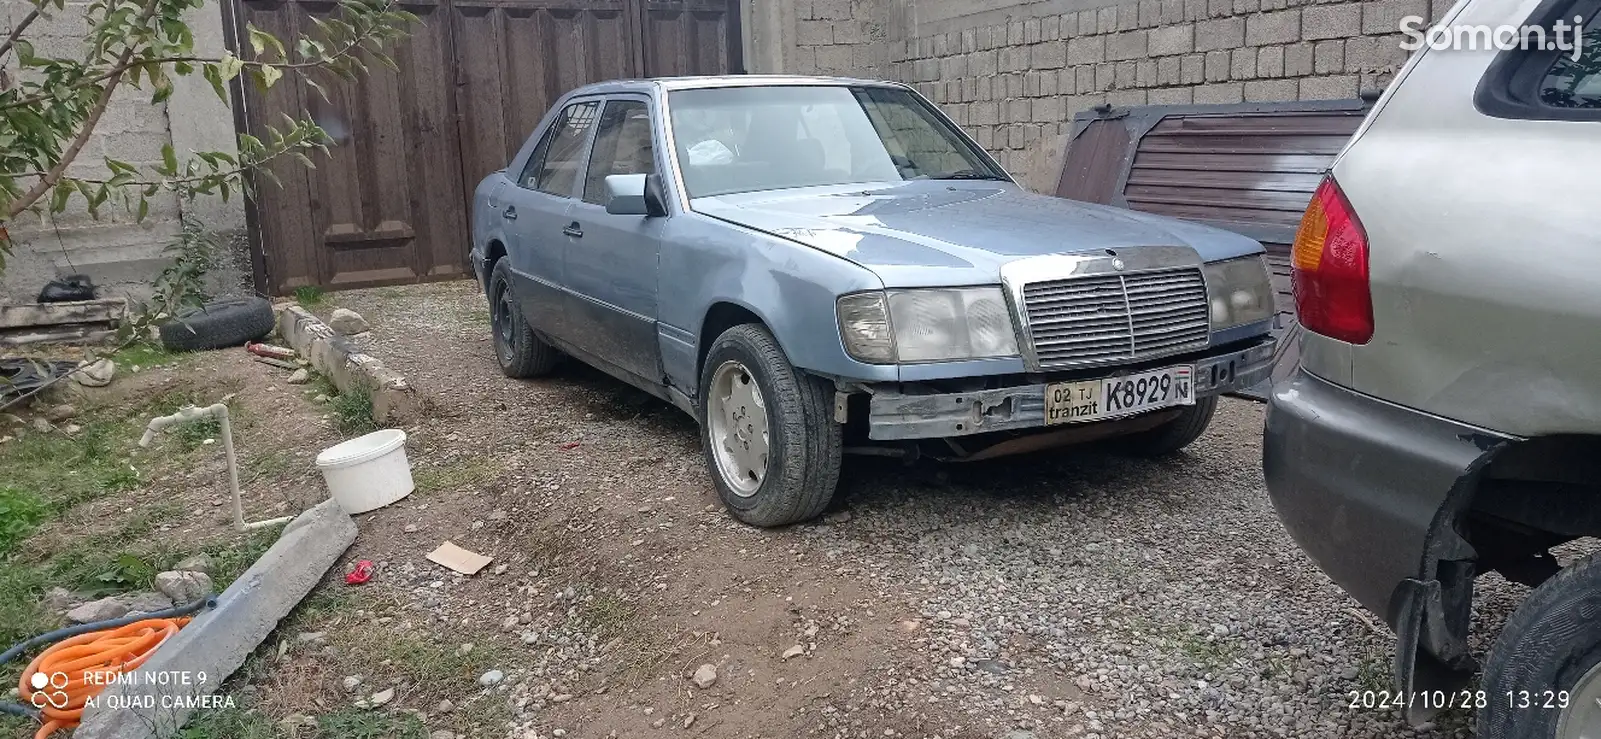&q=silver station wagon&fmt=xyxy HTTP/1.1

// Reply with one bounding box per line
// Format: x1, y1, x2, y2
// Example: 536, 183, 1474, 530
470, 75, 1277, 526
